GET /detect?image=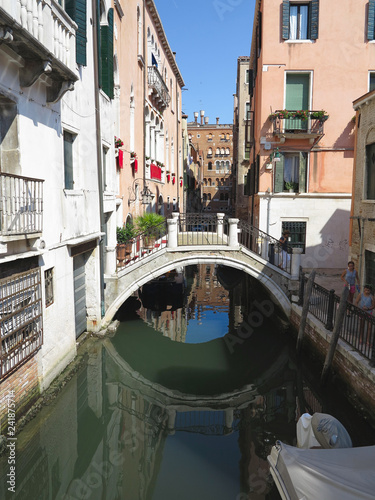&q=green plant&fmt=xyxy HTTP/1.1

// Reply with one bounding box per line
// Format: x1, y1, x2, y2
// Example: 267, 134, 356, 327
285, 181, 298, 191
116, 224, 136, 244
115, 136, 123, 147
135, 213, 165, 237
